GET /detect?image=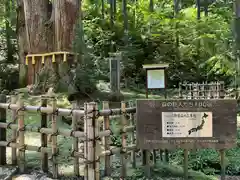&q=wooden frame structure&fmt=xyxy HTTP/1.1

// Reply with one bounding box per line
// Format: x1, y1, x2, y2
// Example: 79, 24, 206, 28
143, 64, 169, 98
178, 81, 227, 179
0, 85, 232, 179
0, 94, 136, 179
142, 64, 169, 175
179, 81, 225, 99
